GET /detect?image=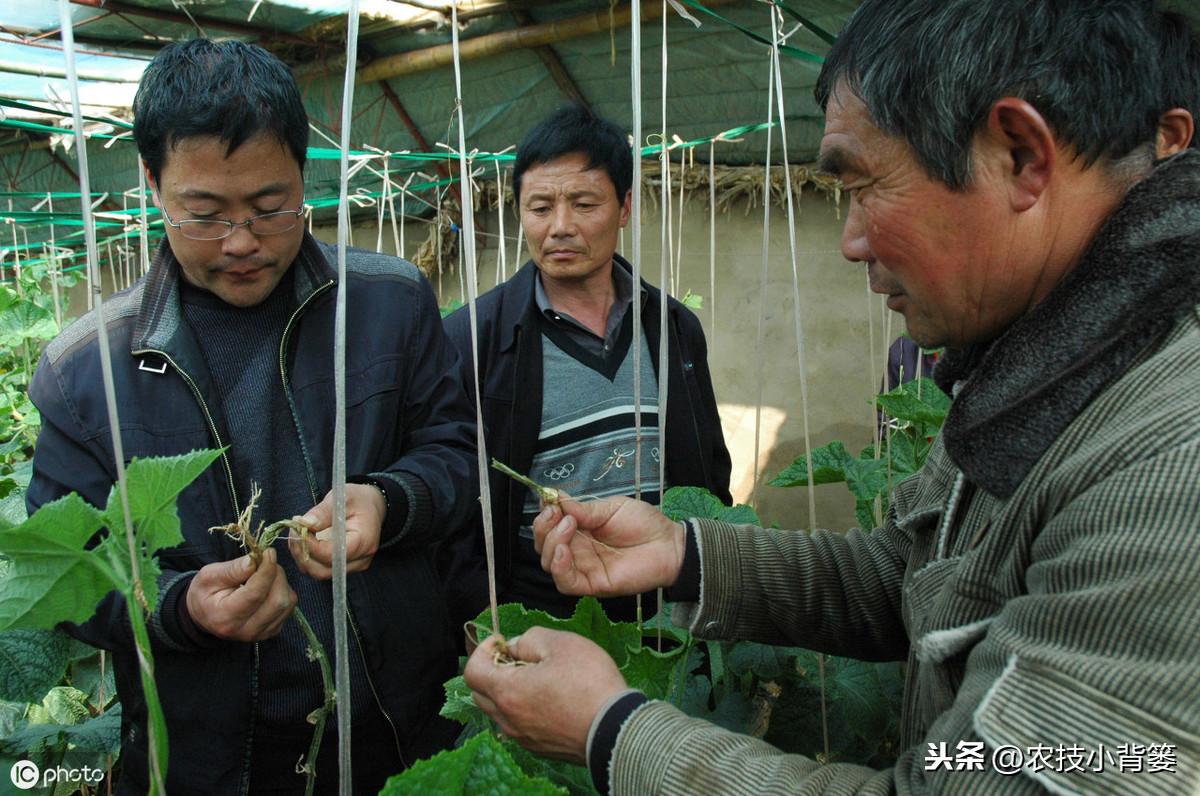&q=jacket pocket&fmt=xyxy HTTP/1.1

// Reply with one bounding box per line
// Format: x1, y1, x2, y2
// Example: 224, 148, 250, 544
974, 656, 1200, 794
